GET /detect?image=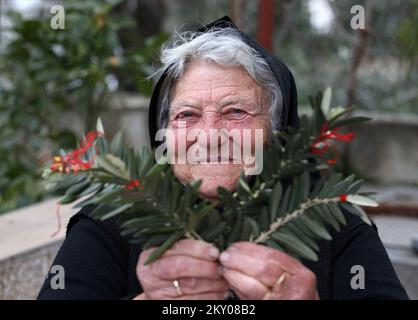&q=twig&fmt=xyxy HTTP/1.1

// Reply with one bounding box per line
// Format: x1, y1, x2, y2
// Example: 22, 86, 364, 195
253, 196, 340, 243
